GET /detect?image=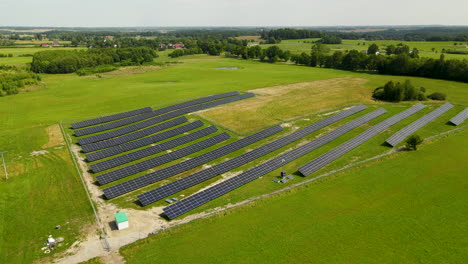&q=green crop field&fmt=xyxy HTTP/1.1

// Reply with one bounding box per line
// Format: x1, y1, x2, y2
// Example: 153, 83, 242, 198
1, 53, 467, 263
261, 38, 468, 59
120, 128, 468, 264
